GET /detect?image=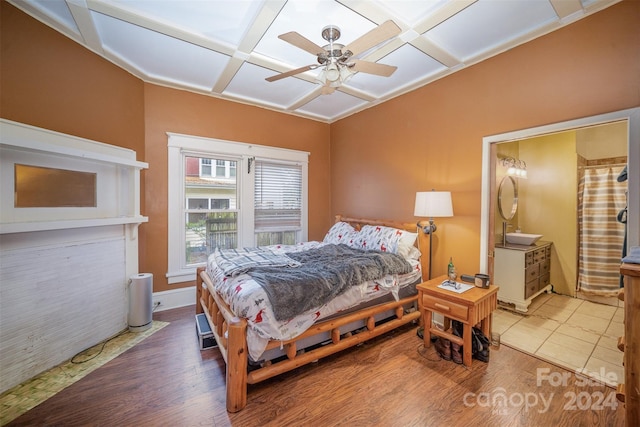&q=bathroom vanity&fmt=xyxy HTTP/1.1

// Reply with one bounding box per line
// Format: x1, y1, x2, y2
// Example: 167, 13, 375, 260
494, 241, 552, 312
